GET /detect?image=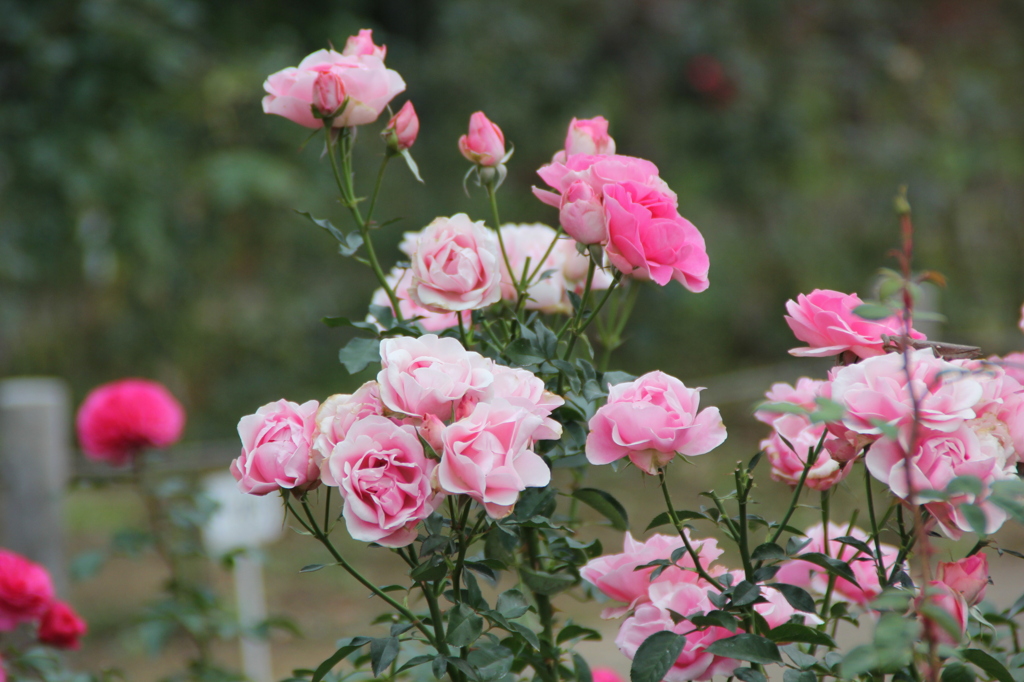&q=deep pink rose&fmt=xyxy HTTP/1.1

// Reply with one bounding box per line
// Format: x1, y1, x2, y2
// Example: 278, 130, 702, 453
370, 267, 471, 333
320, 416, 440, 547
230, 399, 320, 495
1020, 303, 1024, 334
762, 414, 851, 491
755, 378, 828, 425
484, 363, 564, 441
312, 382, 383, 464
458, 112, 505, 167
917, 581, 967, 646
262, 42, 405, 129
498, 223, 570, 314
76, 378, 186, 466
377, 335, 494, 420
560, 116, 616, 158
383, 101, 418, 151
37, 600, 87, 650
785, 289, 926, 359
586, 371, 727, 473
342, 29, 386, 60
936, 554, 988, 606
534, 154, 667, 209
592, 669, 626, 682
408, 214, 503, 313
438, 400, 552, 518
0, 549, 55, 631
